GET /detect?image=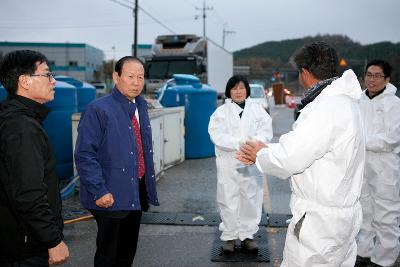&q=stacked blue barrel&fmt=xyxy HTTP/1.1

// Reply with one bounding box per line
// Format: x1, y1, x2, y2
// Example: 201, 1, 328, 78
50, 76, 96, 178
43, 81, 78, 179
159, 74, 217, 159
54, 76, 96, 112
